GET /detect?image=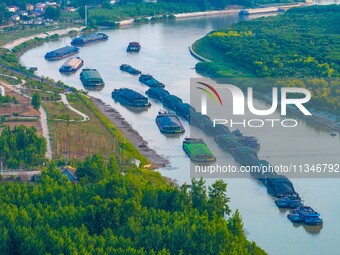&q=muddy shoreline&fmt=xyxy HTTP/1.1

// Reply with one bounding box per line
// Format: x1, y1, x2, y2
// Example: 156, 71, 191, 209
90, 97, 169, 169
